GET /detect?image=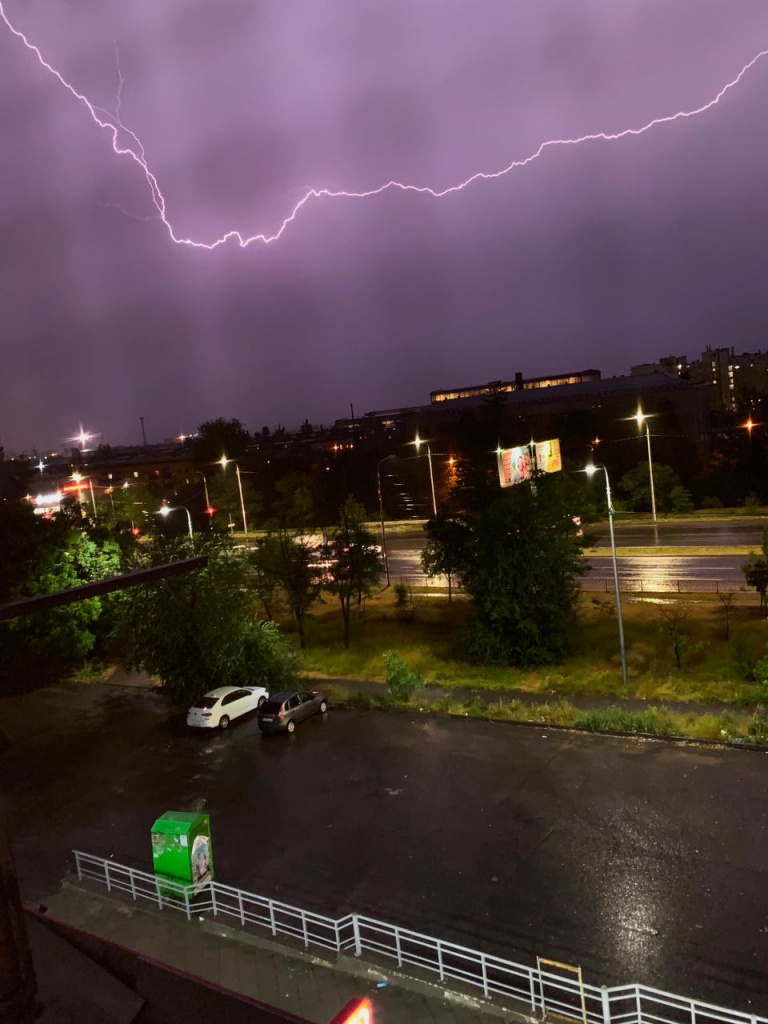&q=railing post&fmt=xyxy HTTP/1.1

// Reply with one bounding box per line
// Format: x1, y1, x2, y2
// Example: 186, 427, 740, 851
184, 888, 191, 921
238, 891, 245, 927
529, 969, 537, 1013
269, 900, 277, 936
210, 884, 217, 917
352, 915, 362, 956
156, 878, 163, 910
302, 911, 309, 948
129, 867, 137, 902
635, 987, 642, 1024
601, 986, 611, 1024
437, 940, 444, 982
481, 955, 489, 1000
74, 851, 82, 880
395, 928, 402, 967
105, 862, 111, 892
